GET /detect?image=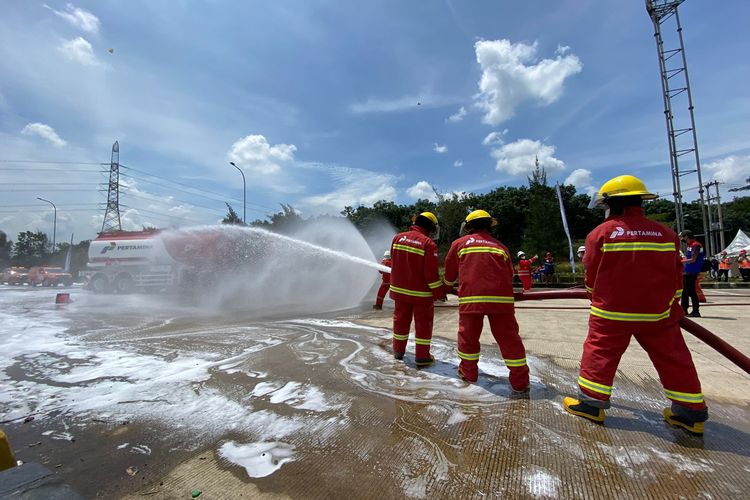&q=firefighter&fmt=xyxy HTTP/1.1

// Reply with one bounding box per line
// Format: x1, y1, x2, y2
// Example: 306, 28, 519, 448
577, 245, 586, 260
563, 175, 708, 435
443, 210, 529, 390
718, 251, 731, 282
373, 250, 392, 310
738, 249, 750, 282
516, 251, 538, 291
389, 212, 445, 367
679, 230, 704, 317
